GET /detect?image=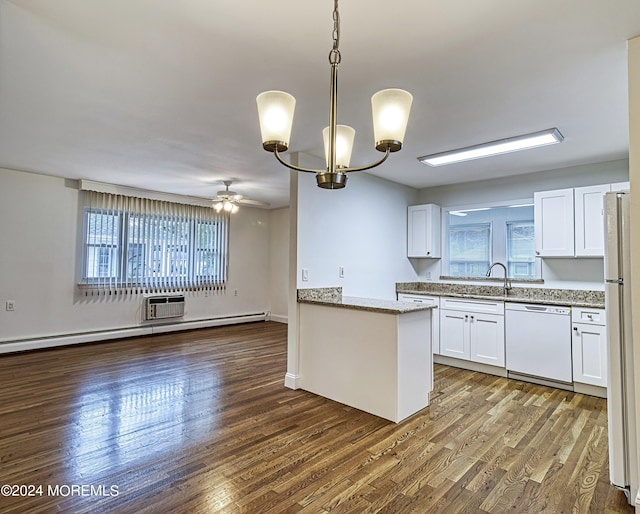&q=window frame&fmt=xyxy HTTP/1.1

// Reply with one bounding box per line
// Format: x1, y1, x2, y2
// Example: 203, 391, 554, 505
506, 219, 536, 279
447, 222, 493, 278
442, 199, 540, 280
81, 205, 227, 291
